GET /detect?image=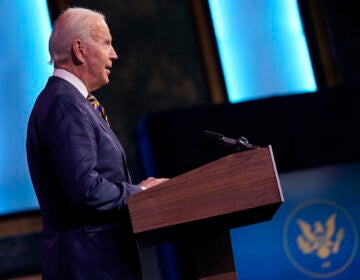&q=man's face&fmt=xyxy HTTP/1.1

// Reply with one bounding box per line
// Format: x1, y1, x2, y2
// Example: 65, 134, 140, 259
83, 19, 118, 92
